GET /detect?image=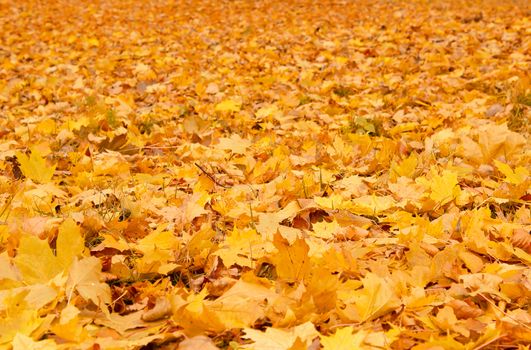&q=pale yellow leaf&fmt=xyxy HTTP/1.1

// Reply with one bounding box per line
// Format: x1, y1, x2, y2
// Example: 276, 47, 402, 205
216, 134, 252, 154
66, 257, 111, 306
12, 333, 57, 350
